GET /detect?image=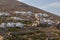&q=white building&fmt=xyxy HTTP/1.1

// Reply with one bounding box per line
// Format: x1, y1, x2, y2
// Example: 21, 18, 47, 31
43, 13, 49, 17
26, 11, 33, 14
0, 23, 6, 28
7, 23, 15, 27
35, 13, 43, 18
15, 22, 24, 28
15, 11, 26, 14
15, 11, 33, 15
